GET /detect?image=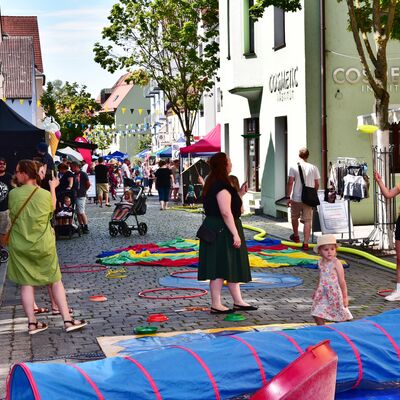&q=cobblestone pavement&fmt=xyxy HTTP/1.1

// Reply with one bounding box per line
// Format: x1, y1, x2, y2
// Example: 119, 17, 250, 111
0, 195, 398, 397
